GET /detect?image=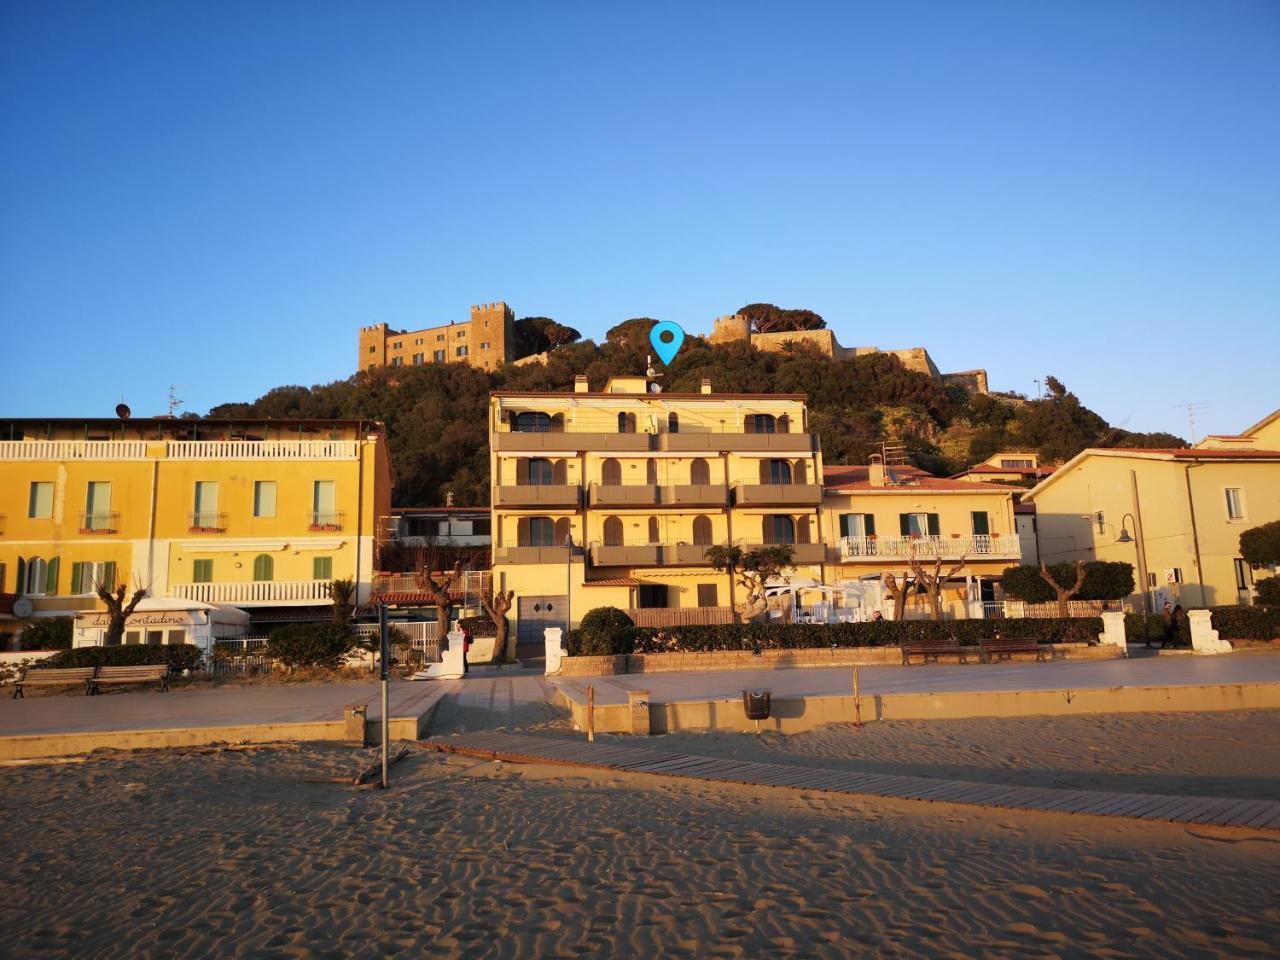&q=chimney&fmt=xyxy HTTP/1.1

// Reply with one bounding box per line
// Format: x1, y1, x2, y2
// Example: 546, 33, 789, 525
699, 378, 712, 395
868, 455, 886, 488
446, 491, 455, 507
574, 375, 589, 394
